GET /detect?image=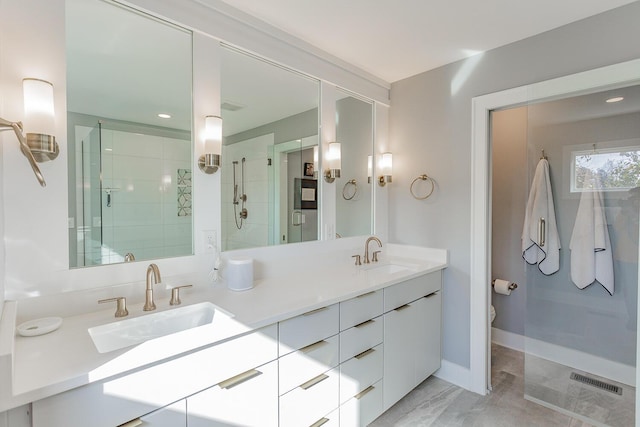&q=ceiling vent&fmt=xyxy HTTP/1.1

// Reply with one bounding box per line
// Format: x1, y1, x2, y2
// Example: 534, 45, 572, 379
221, 101, 245, 111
